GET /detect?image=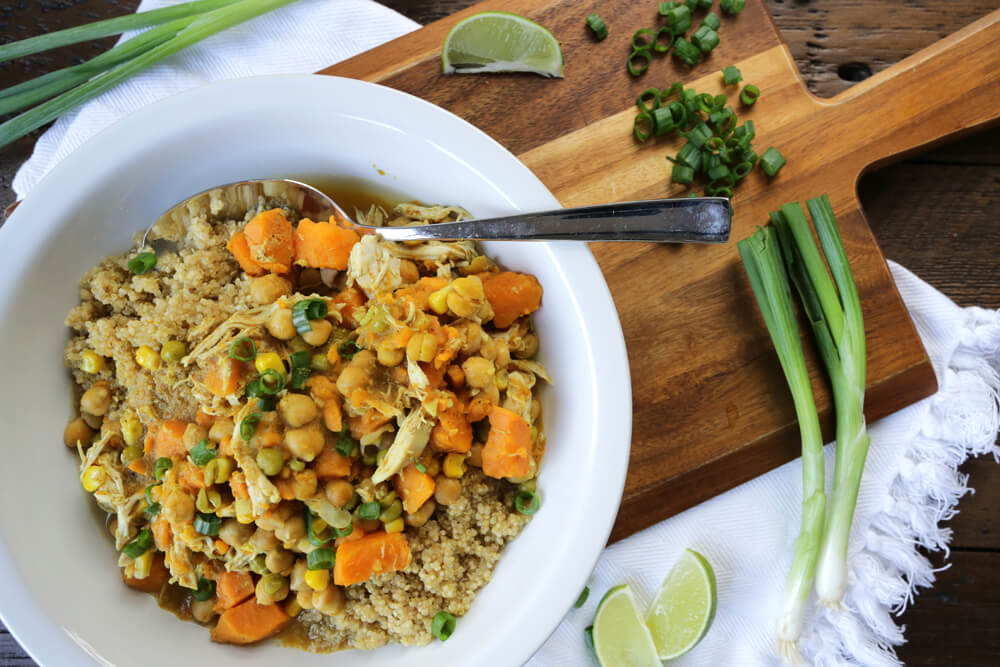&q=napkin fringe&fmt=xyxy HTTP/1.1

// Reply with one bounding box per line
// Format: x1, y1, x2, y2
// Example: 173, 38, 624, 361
804, 307, 1000, 666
